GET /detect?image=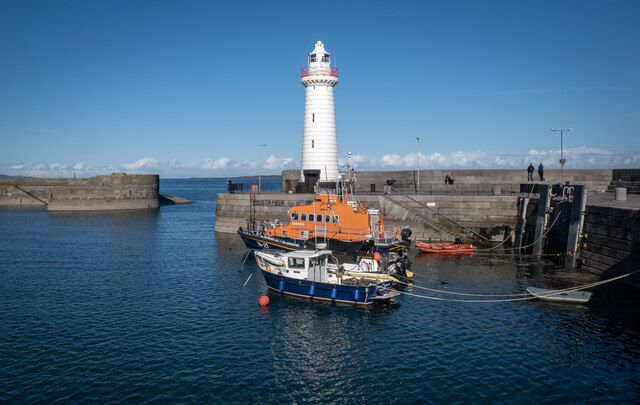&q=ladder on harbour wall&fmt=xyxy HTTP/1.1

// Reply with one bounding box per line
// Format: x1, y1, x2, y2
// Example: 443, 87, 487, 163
514, 185, 587, 269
